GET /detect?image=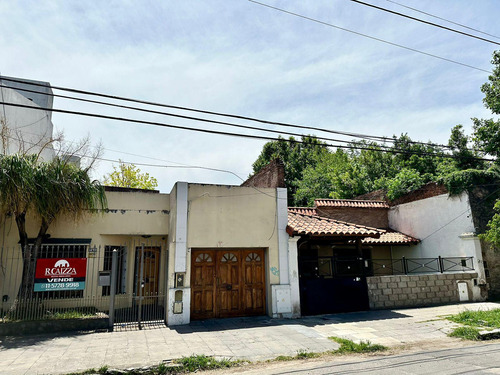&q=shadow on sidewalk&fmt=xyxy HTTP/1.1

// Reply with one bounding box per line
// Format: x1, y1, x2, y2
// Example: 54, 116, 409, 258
171, 310, 410, 334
